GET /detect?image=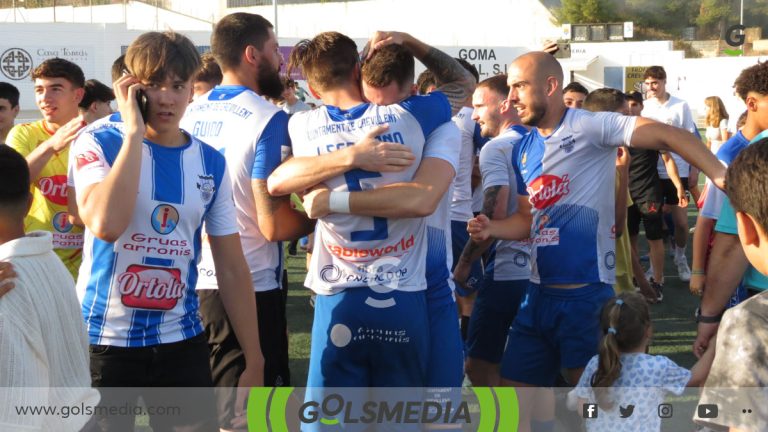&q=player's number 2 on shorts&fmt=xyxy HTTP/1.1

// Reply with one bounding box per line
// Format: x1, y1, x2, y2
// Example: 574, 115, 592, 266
345, 169, 388, 241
